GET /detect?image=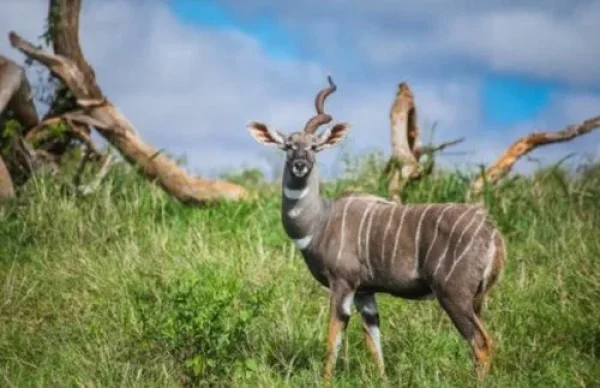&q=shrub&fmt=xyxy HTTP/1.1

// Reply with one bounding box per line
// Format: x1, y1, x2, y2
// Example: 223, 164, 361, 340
132, 262, 274, 385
